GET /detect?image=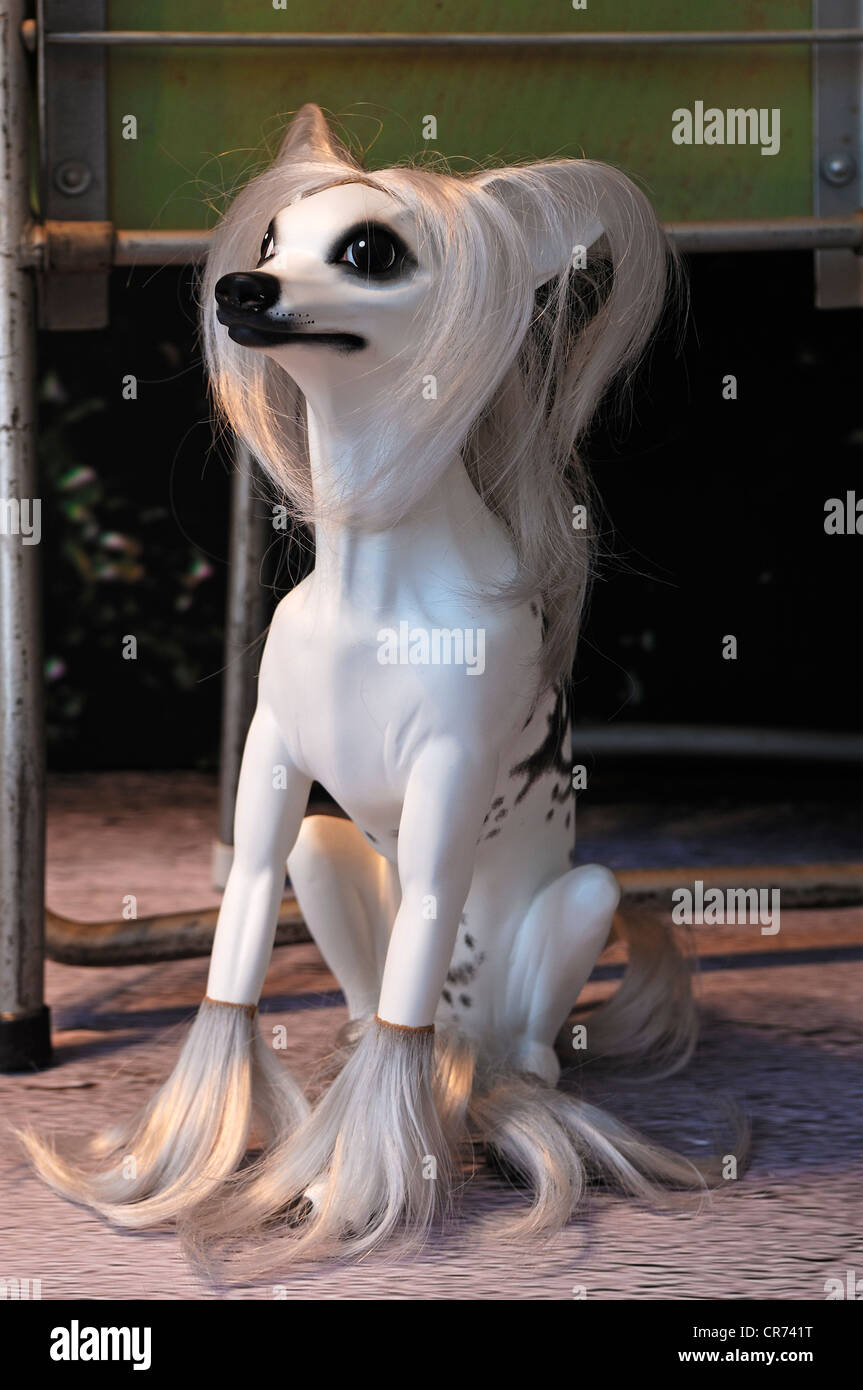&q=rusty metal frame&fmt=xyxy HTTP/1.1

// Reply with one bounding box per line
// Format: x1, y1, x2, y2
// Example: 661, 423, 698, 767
814, 0, 863, 305
35, 0, 108, 329
0, 0, 50, 1070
